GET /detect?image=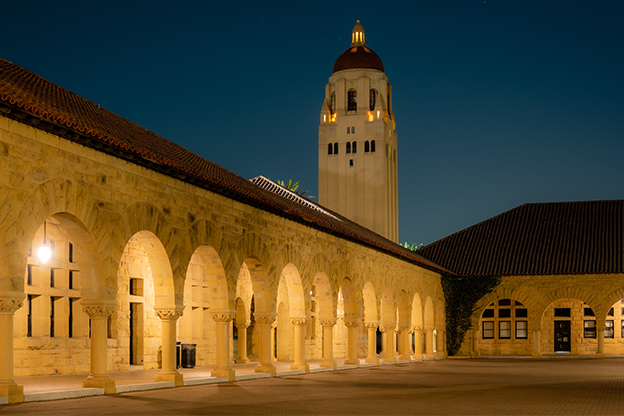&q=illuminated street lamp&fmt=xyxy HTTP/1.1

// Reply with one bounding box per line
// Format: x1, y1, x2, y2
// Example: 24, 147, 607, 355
37, 221, 51, 264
